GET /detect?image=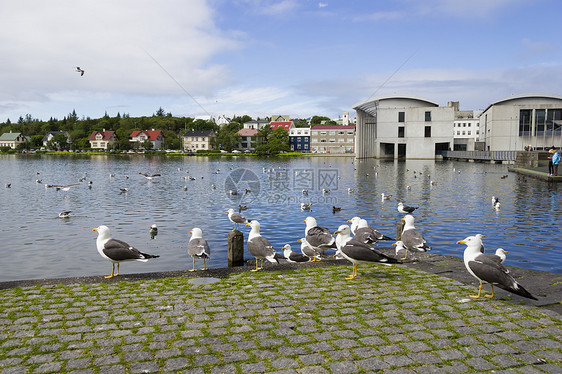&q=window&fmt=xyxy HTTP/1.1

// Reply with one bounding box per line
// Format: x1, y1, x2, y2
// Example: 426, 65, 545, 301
329, 131, 336, 135
329, 138, 336, 143
462, 131, 466, 135
320, 131, 327, 135
338, 138, 344, 142
468, 131, 471, 135
338, 131, 344, 135
546, 109, 562, 135
457, 131, 460, 135
398, 112, 405, 122
320, 139, 327, 143
425, 111, 431, 122
201, 144, 206, 149
463, 123, 466, 127
347, 131, 354, 135
398, 126, 405, 138
424, 126, 431, 137
519, 109, 532, 136
304, 144, 308, 149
